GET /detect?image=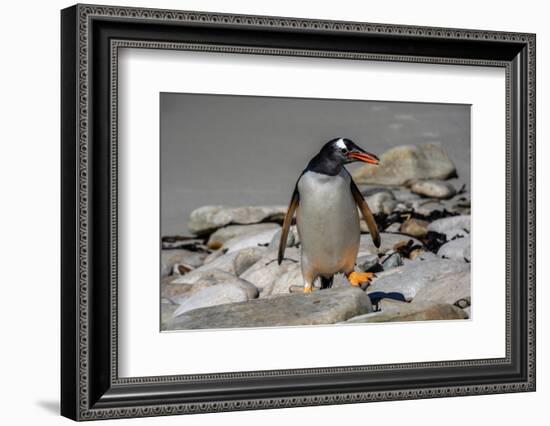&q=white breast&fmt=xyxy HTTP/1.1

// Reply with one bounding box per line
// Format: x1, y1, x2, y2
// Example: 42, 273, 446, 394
296, 170, 360, 276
